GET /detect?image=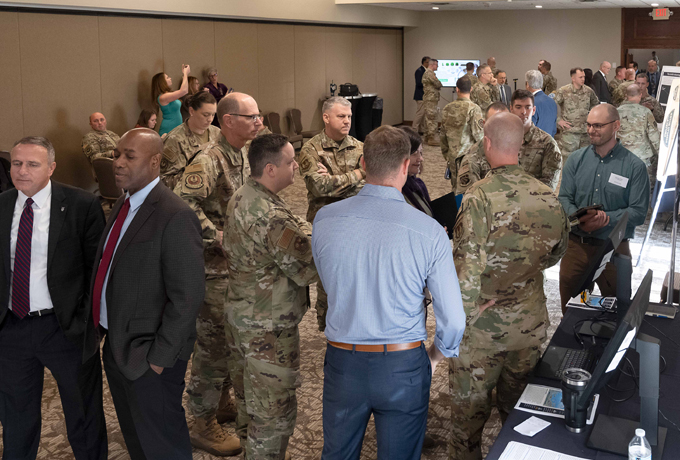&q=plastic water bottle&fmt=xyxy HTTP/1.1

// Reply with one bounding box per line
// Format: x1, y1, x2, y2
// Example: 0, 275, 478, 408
628, 428, 652, 460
